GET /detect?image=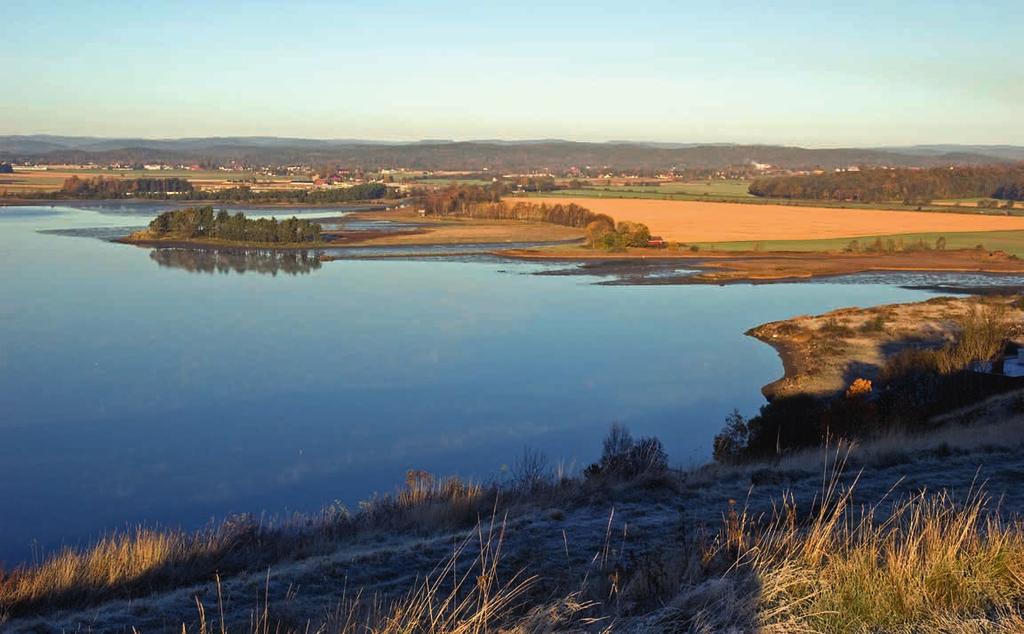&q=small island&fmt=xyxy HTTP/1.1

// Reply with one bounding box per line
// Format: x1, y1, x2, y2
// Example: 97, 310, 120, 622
121, 206, 326, 248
